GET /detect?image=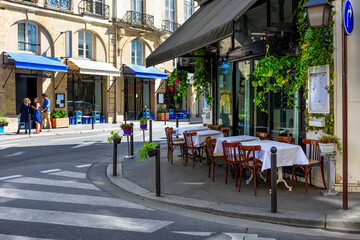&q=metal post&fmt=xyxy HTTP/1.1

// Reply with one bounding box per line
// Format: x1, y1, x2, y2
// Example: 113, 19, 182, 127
91, 111, 94, 130
270, 147, 277, 213
113, 141, 117, 176
155, 144, 161, 197
321, 152, 339, 197
176, 117, 179, 128
188, 108, 191, 122
149, 120, 152, 143
142, 130, 145, 144
130, 132, 134, 156
125, 112, 127, 124
28, 114, 31, 135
